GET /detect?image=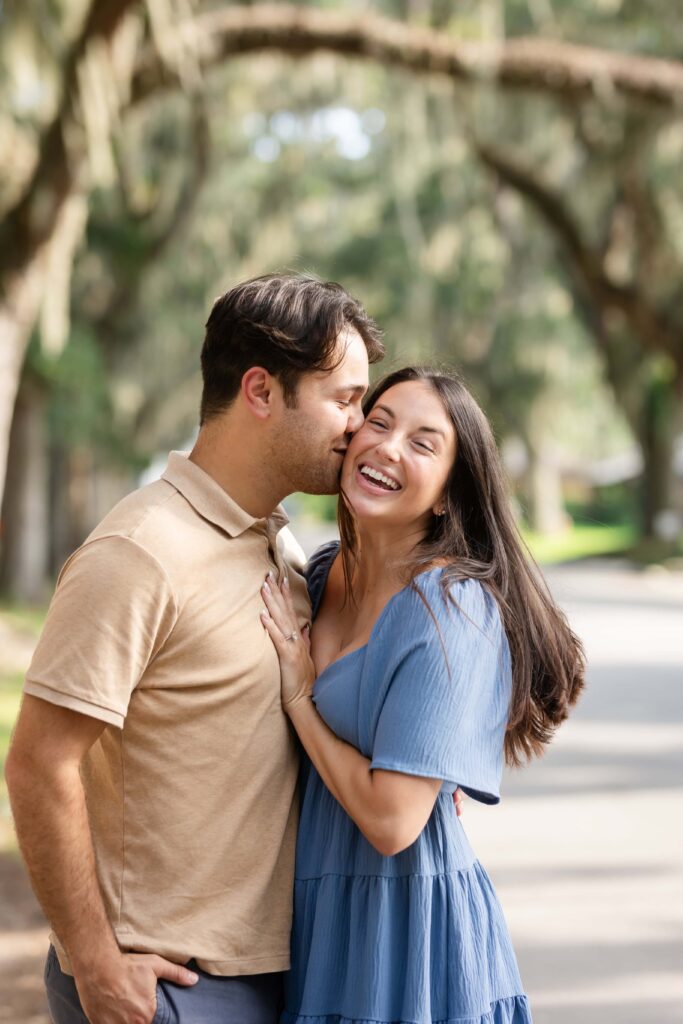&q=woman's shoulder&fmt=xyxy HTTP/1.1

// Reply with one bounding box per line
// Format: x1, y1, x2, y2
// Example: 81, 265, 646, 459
379, 570, 502, 647
304, 540, 341, 608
